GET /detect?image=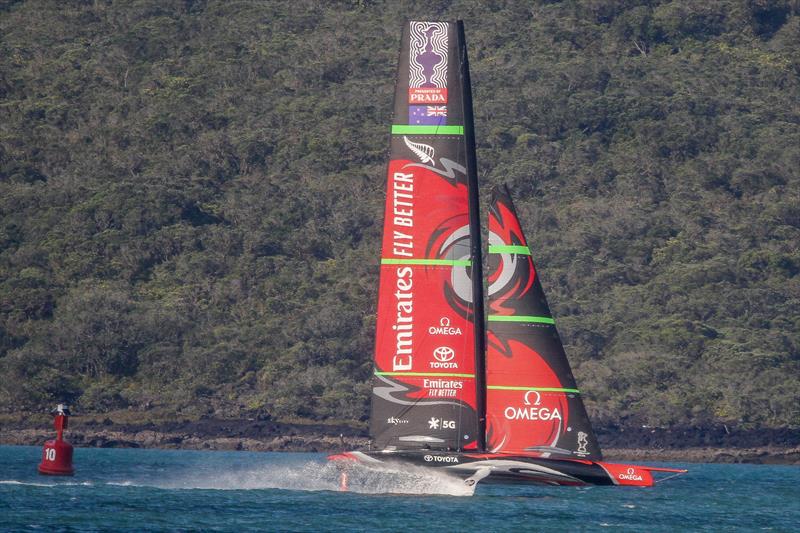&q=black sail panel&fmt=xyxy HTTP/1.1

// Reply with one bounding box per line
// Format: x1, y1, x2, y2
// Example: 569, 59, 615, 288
484, 185, 602, 461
